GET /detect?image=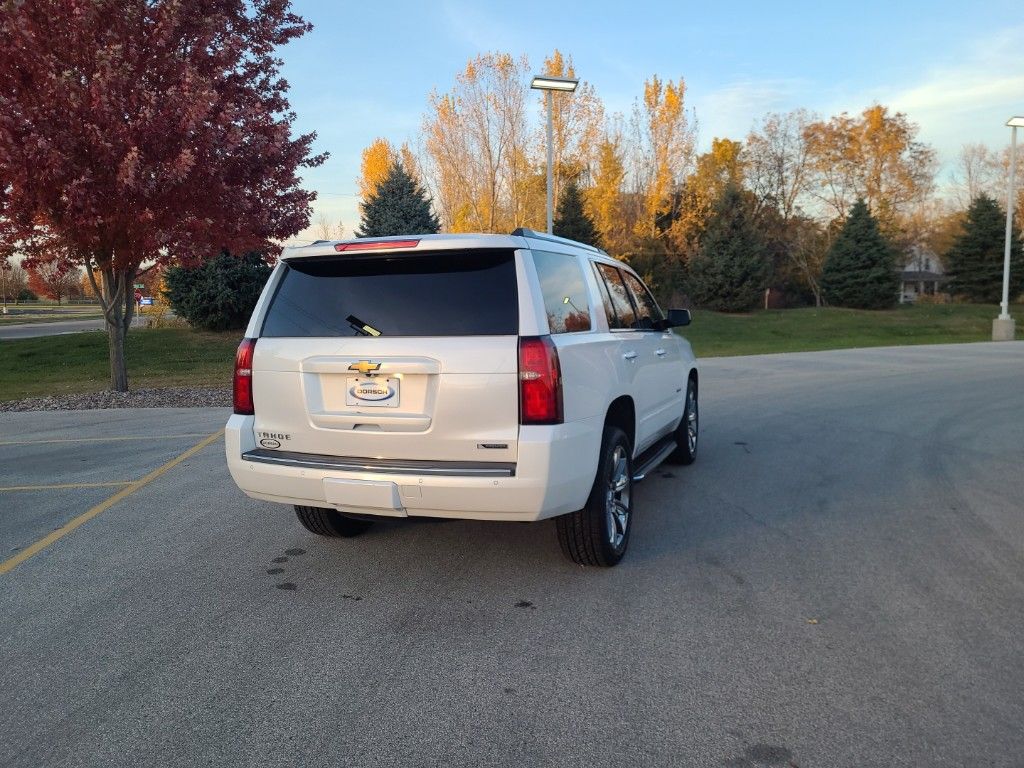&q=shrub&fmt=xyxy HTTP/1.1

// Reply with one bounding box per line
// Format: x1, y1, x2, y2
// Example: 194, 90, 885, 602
163, 251, 272, 331
913, 293, 951, 305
